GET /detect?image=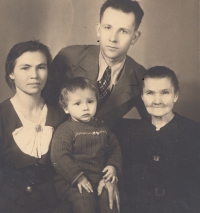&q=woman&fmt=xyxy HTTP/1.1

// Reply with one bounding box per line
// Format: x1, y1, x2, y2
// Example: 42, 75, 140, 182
0, 41, 67, 213
124, 66, 200, 213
